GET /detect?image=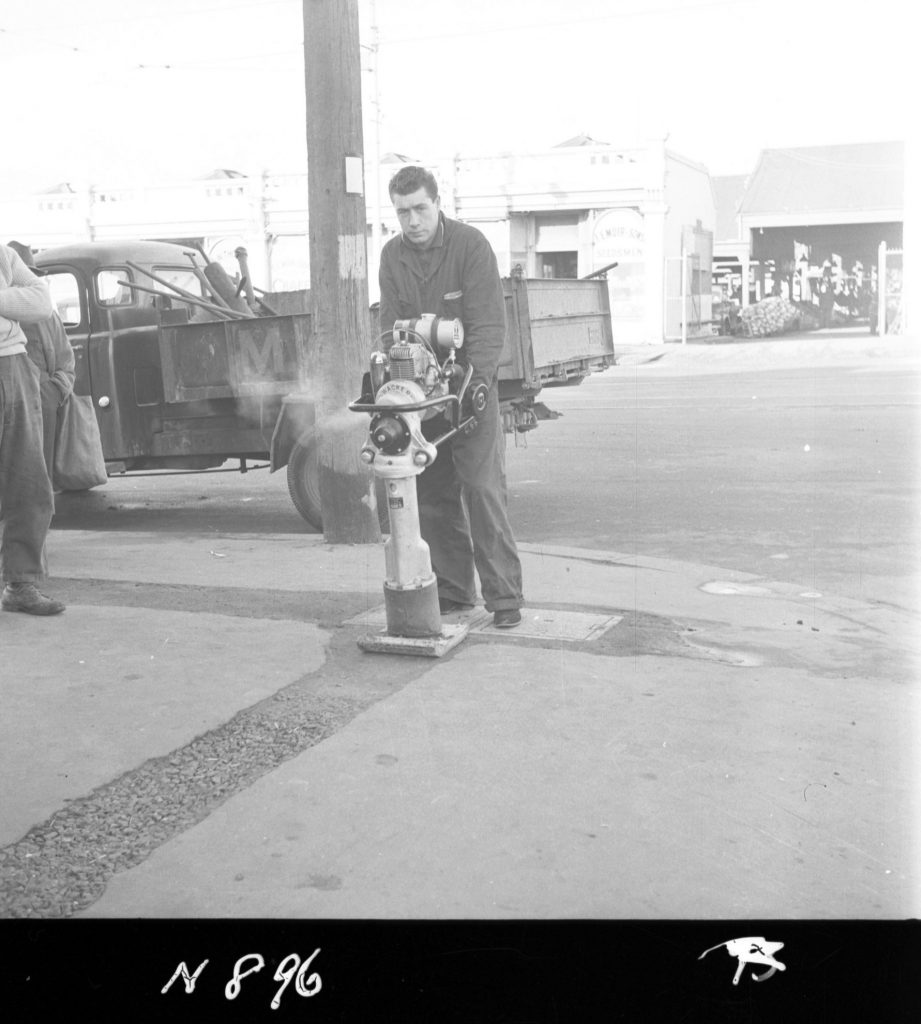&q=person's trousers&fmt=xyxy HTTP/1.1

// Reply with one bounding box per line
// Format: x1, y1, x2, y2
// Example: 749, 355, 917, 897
38, 376, 62, 477
417, 387, 523, 612
0, 354, 53, 584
